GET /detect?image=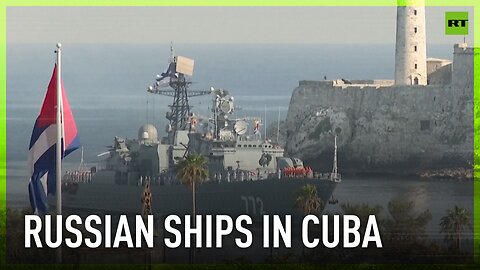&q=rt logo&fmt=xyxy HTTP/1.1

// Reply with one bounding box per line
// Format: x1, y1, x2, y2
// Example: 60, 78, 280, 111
445, 12, 468, 35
